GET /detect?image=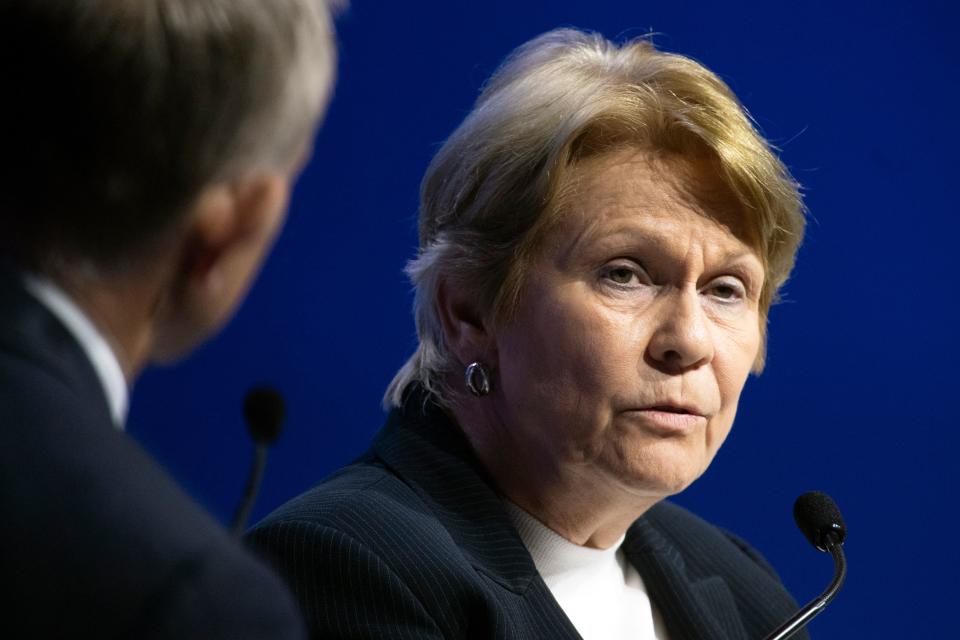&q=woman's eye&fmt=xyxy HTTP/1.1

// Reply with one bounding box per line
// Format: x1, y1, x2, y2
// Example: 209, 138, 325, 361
707, 280, 745, 301
607, 267, 637, 285
601, 261, 651, 290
